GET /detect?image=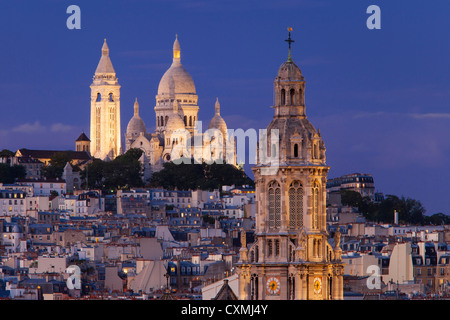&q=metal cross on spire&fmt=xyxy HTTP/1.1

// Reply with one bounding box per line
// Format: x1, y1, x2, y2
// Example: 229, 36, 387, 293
285, 27, 294, 62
